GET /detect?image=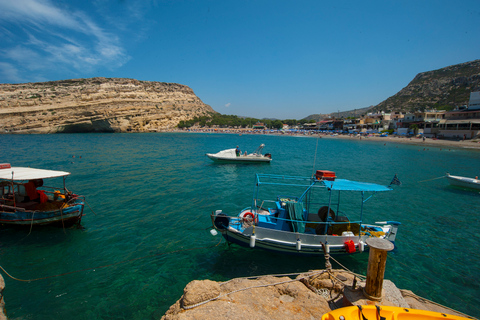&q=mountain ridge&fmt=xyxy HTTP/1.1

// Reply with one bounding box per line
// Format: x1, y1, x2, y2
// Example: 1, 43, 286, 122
305, 59, 480, 121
